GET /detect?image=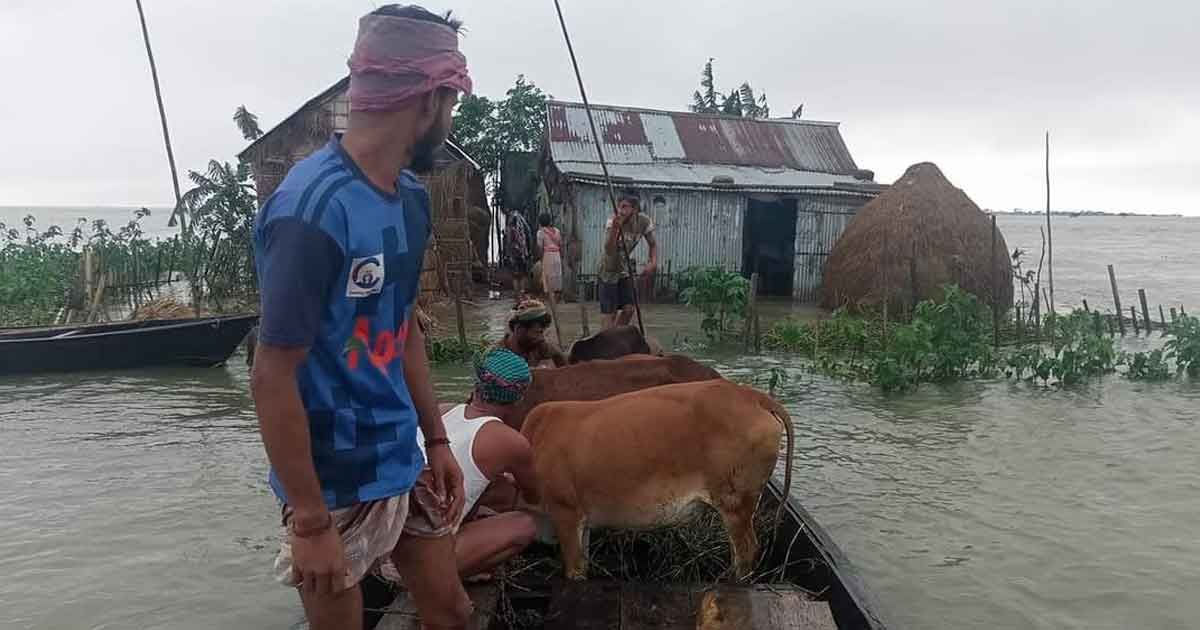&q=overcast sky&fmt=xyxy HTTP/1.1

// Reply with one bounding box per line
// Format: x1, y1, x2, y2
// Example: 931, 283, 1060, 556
1, 0, 1196, 215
